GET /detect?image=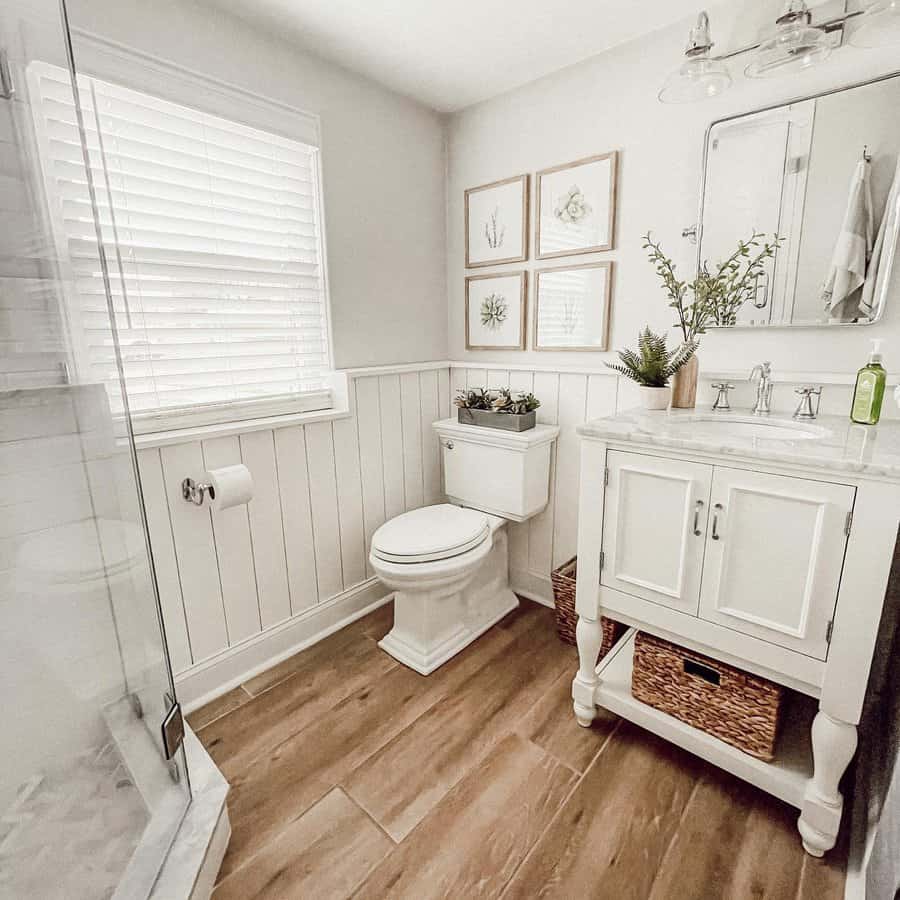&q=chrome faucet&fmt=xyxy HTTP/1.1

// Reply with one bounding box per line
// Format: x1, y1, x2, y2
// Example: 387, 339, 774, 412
749, 361, 773, 415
